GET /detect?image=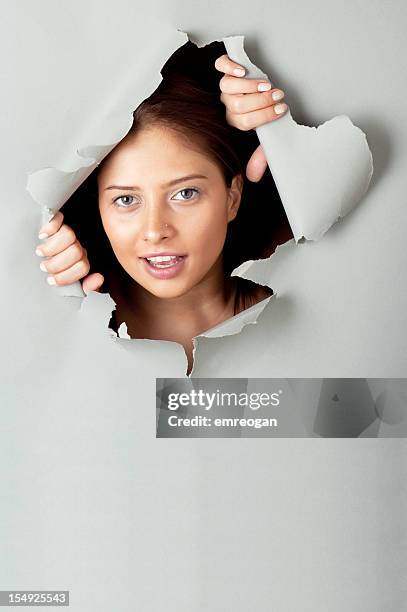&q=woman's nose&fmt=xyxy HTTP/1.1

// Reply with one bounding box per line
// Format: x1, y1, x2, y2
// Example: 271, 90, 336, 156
141, 205, 173, 242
